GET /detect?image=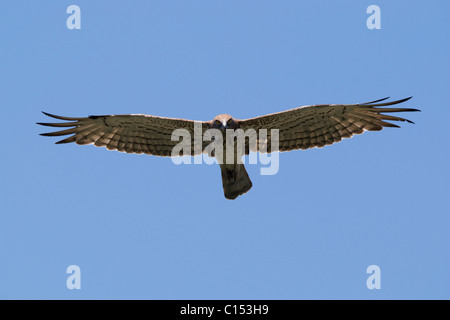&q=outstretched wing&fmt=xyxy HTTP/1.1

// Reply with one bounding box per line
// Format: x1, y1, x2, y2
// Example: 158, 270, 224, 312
238, 97, 420, 153
38, 113, 210, 157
